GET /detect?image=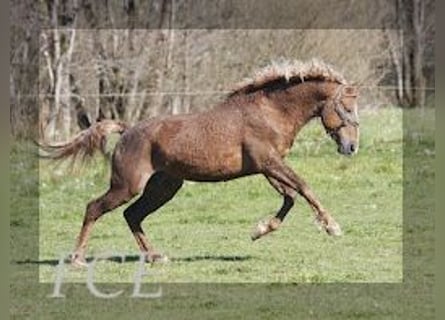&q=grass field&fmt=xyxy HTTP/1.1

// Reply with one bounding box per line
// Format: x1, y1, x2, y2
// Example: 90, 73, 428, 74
34, 108, 405, 284
11, 106, 435, 319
